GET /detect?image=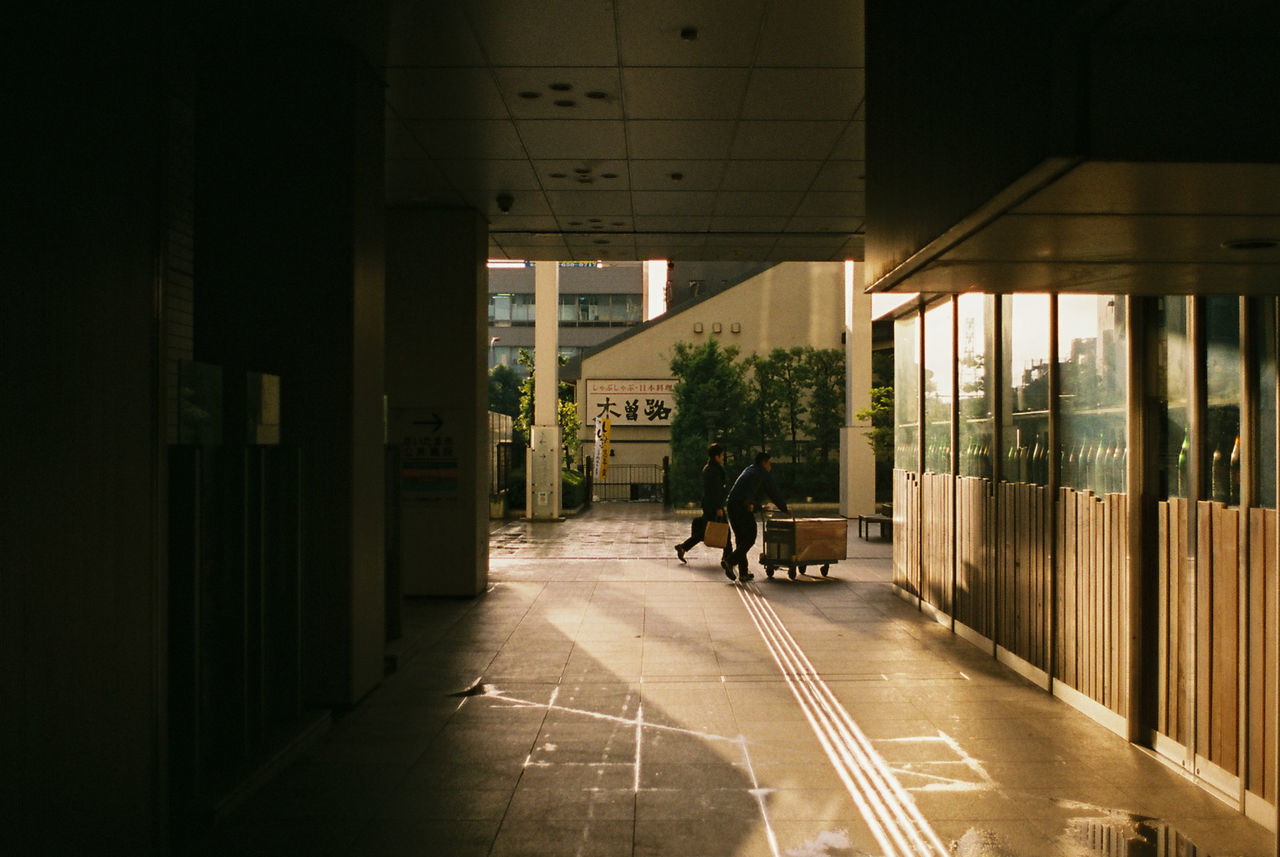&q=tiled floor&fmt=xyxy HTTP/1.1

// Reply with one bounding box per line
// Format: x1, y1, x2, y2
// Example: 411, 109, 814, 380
196, 504, 1276, 857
